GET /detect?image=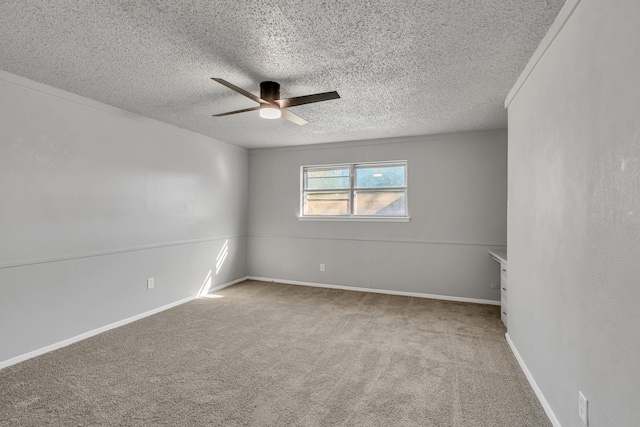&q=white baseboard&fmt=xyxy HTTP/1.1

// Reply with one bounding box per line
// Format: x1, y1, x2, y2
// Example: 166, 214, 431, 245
203, 276, 248, 294
505, 333, 561, 427
0, 276, 248, 371
247, 276, 500, 306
